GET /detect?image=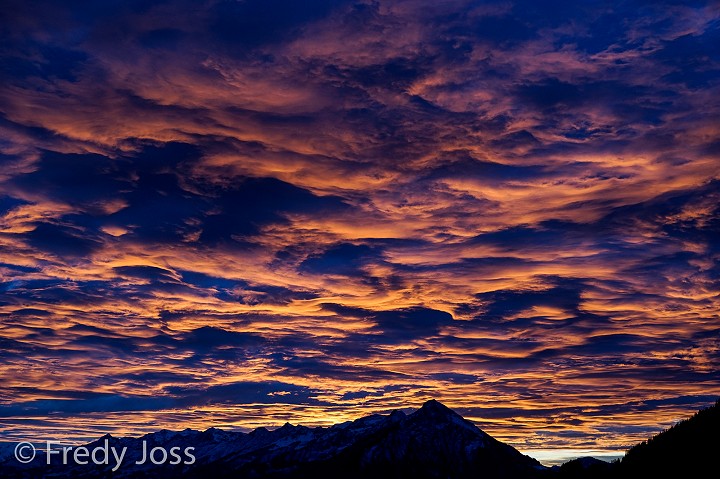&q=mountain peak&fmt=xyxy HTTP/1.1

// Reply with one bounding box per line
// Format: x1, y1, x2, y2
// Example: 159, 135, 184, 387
278, 422, 295, 432
420, 398, 451, 412
414, 399, 462, 420
5, 398, 546, 478
410, 399, 492, 439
